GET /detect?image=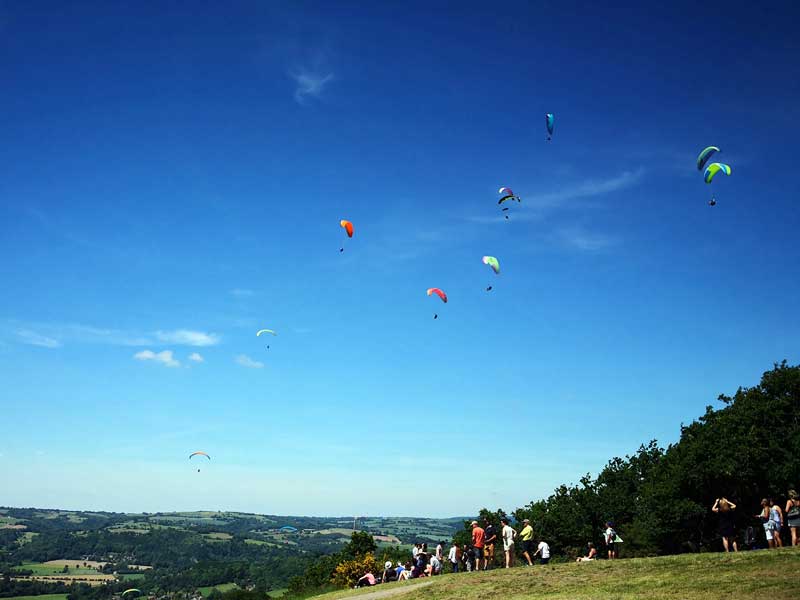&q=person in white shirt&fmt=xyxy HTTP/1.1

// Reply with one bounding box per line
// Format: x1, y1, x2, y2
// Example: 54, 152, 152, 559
500, 517, 516, 568
533, 540, 550, 565
436, 541, 444, 562
448, 542, 460, 573
427, 554, 442, 576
